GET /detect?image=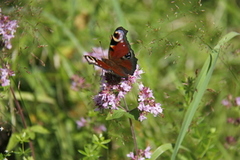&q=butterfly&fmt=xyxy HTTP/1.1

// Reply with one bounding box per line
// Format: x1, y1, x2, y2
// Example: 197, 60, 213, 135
84, 27, 138, 84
